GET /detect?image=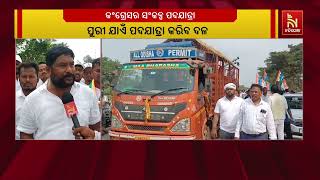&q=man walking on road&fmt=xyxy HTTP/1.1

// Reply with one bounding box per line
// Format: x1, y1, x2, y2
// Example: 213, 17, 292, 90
270, 85, 288, 140
211, 83, 244, 139
235, 84, 277, 140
